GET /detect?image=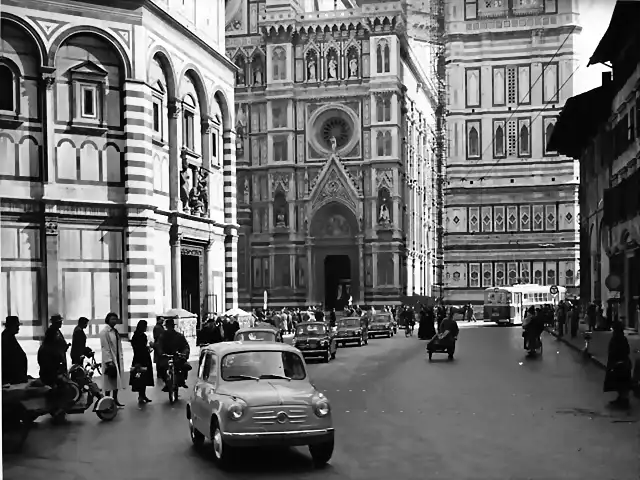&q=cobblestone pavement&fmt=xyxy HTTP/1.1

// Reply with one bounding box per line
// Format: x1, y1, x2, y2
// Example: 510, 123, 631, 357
4, 325, 639, 480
